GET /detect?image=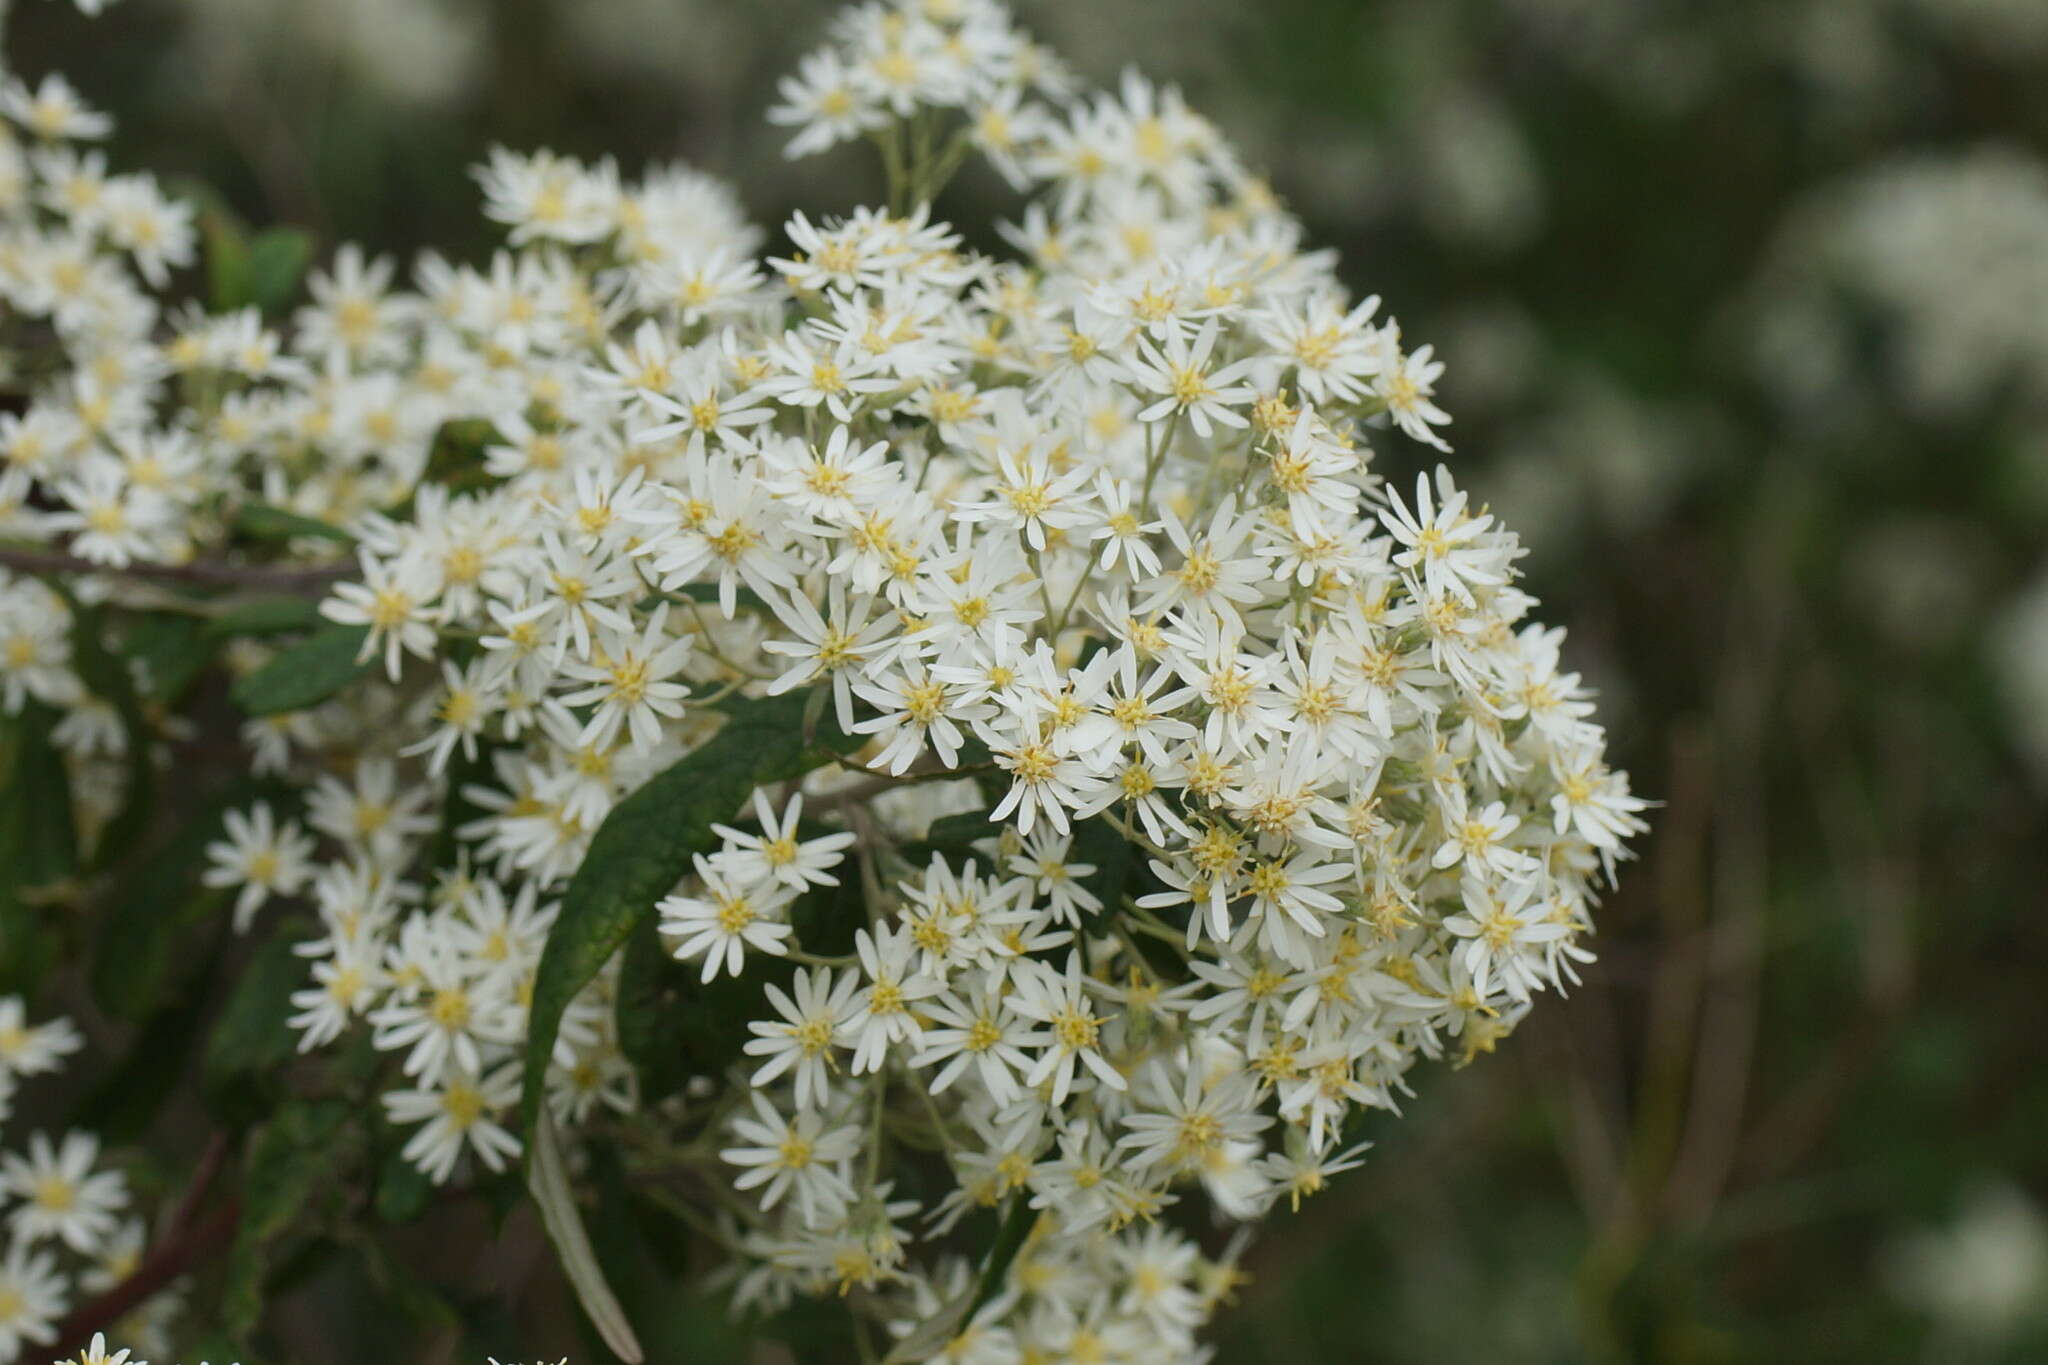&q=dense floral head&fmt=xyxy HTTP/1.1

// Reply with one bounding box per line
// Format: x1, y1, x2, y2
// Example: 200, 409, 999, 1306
0, 0, 1645, 1359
